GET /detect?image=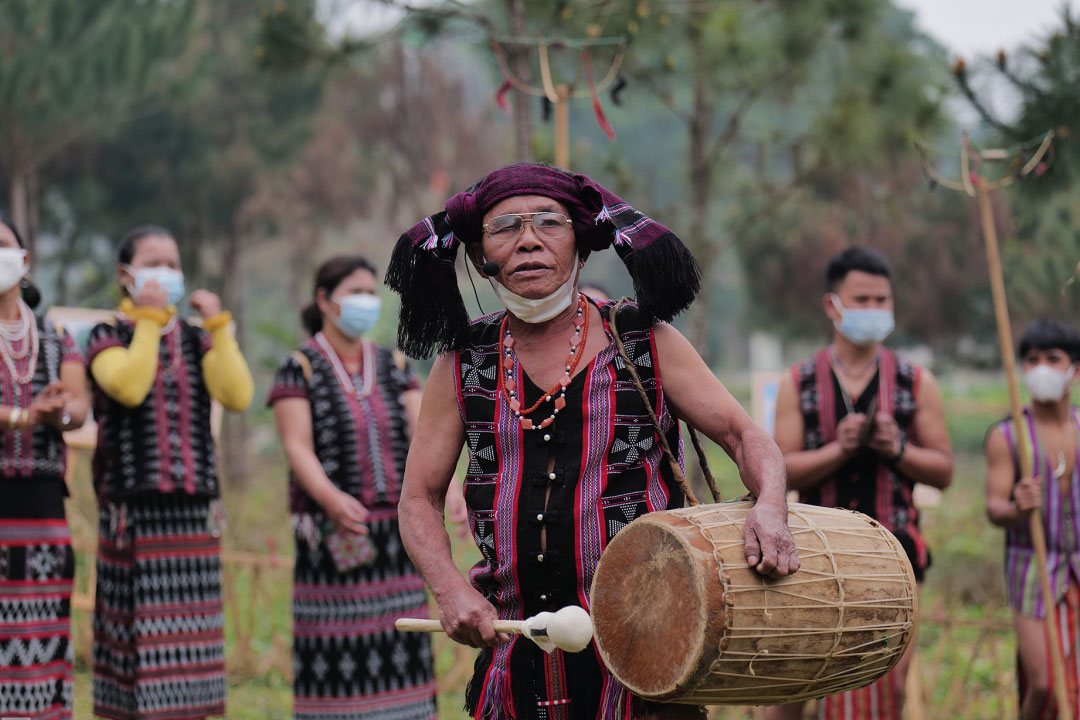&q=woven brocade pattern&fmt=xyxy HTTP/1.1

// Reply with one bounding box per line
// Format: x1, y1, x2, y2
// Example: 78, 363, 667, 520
0, 318, 80, 481
87, 318, 218, 500
269, 341, 435, 720
92, 494, 225, 720
456, 301, 684, 720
